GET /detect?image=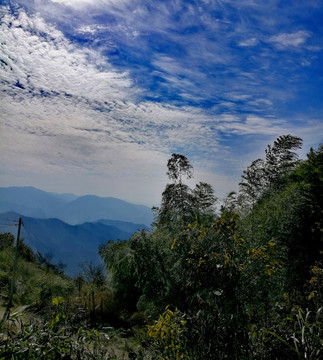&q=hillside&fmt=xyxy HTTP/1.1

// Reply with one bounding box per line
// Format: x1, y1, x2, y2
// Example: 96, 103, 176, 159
0, 212, 148, 276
